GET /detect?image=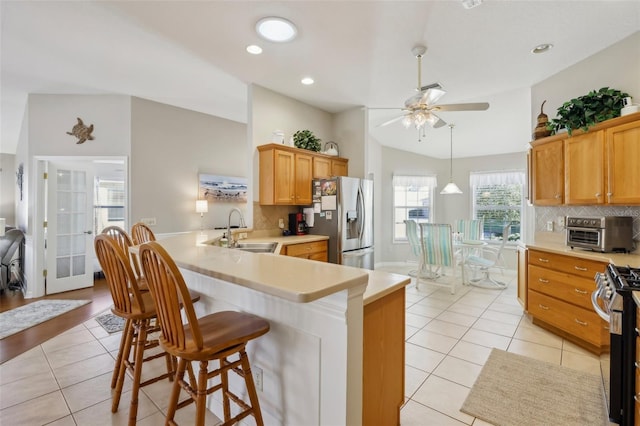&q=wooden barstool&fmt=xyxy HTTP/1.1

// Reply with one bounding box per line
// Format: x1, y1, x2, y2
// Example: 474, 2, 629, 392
95, 235, 175, 426
139, 241, 270, 426
131, 222, 156, 245
101, 226, 148, 389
